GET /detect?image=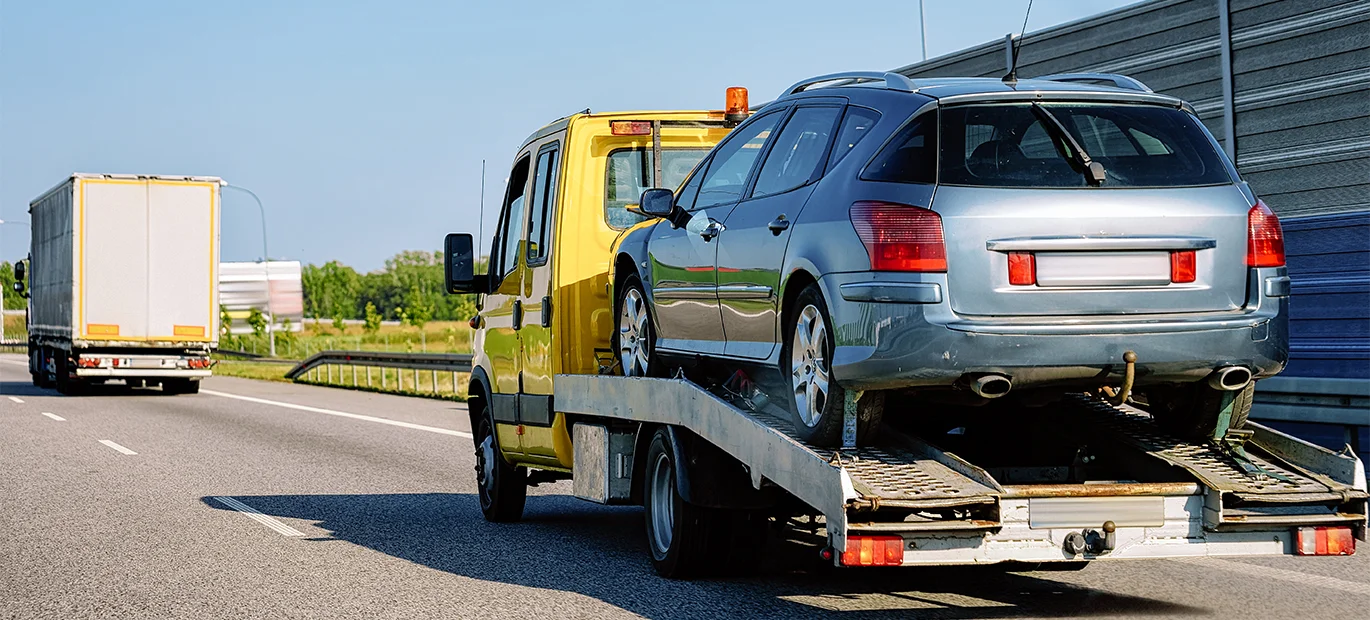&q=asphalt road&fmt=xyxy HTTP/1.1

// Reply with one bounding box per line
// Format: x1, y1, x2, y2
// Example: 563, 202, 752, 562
2, 352, 1367, 619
